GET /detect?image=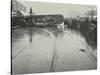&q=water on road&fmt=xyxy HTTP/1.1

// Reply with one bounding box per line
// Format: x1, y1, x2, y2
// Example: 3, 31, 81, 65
12, 27, 97, 74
